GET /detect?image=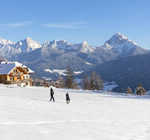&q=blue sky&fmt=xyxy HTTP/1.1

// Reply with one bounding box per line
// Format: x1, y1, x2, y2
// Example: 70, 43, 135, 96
1, 0, 150, 48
